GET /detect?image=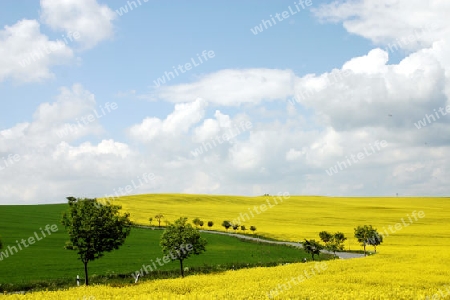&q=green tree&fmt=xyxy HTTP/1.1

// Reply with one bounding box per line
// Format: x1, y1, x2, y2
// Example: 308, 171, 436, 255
232, 223, 239, 232
155, 214, 164, 228
250, 226, 257, 234
319, 231, 333, 243
222, 220, 231, 231
192, 217, 201, 228
207, 221, 214, 229
324, 232, 347, 258
199, 220, 204, 229
367, 229, 383, 253
301, 239, 324, 261
354, 225, 375, 256
61, 197, 131, 285
149, 217, 153, 226
334, 232, 347, 248
240, 225, 246, 233
160, 217, 207, 277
